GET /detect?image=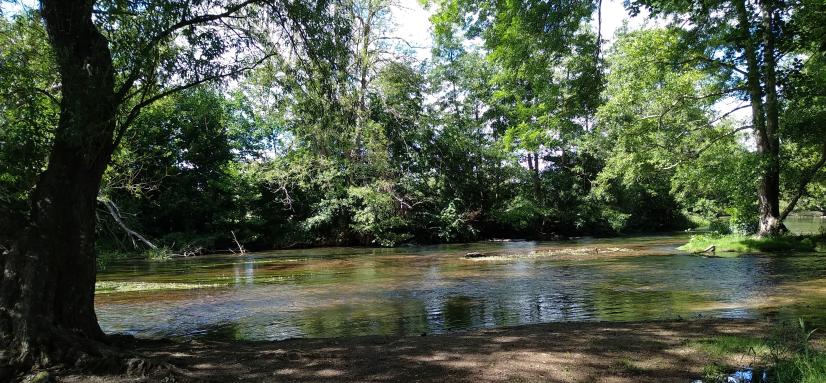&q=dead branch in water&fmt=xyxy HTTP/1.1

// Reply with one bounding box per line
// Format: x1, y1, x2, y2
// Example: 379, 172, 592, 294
231, 230, 246, 255
99, 197, 157, 249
